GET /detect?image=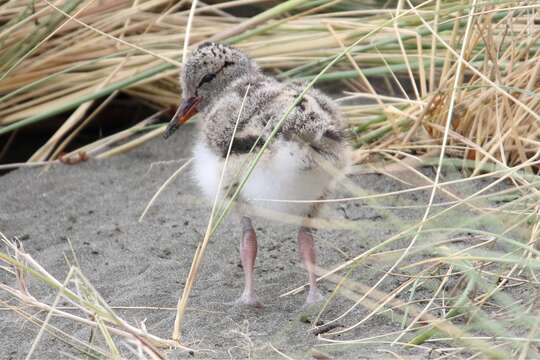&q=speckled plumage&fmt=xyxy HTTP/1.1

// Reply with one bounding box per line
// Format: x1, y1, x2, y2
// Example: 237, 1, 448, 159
170, 42, 350, 306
